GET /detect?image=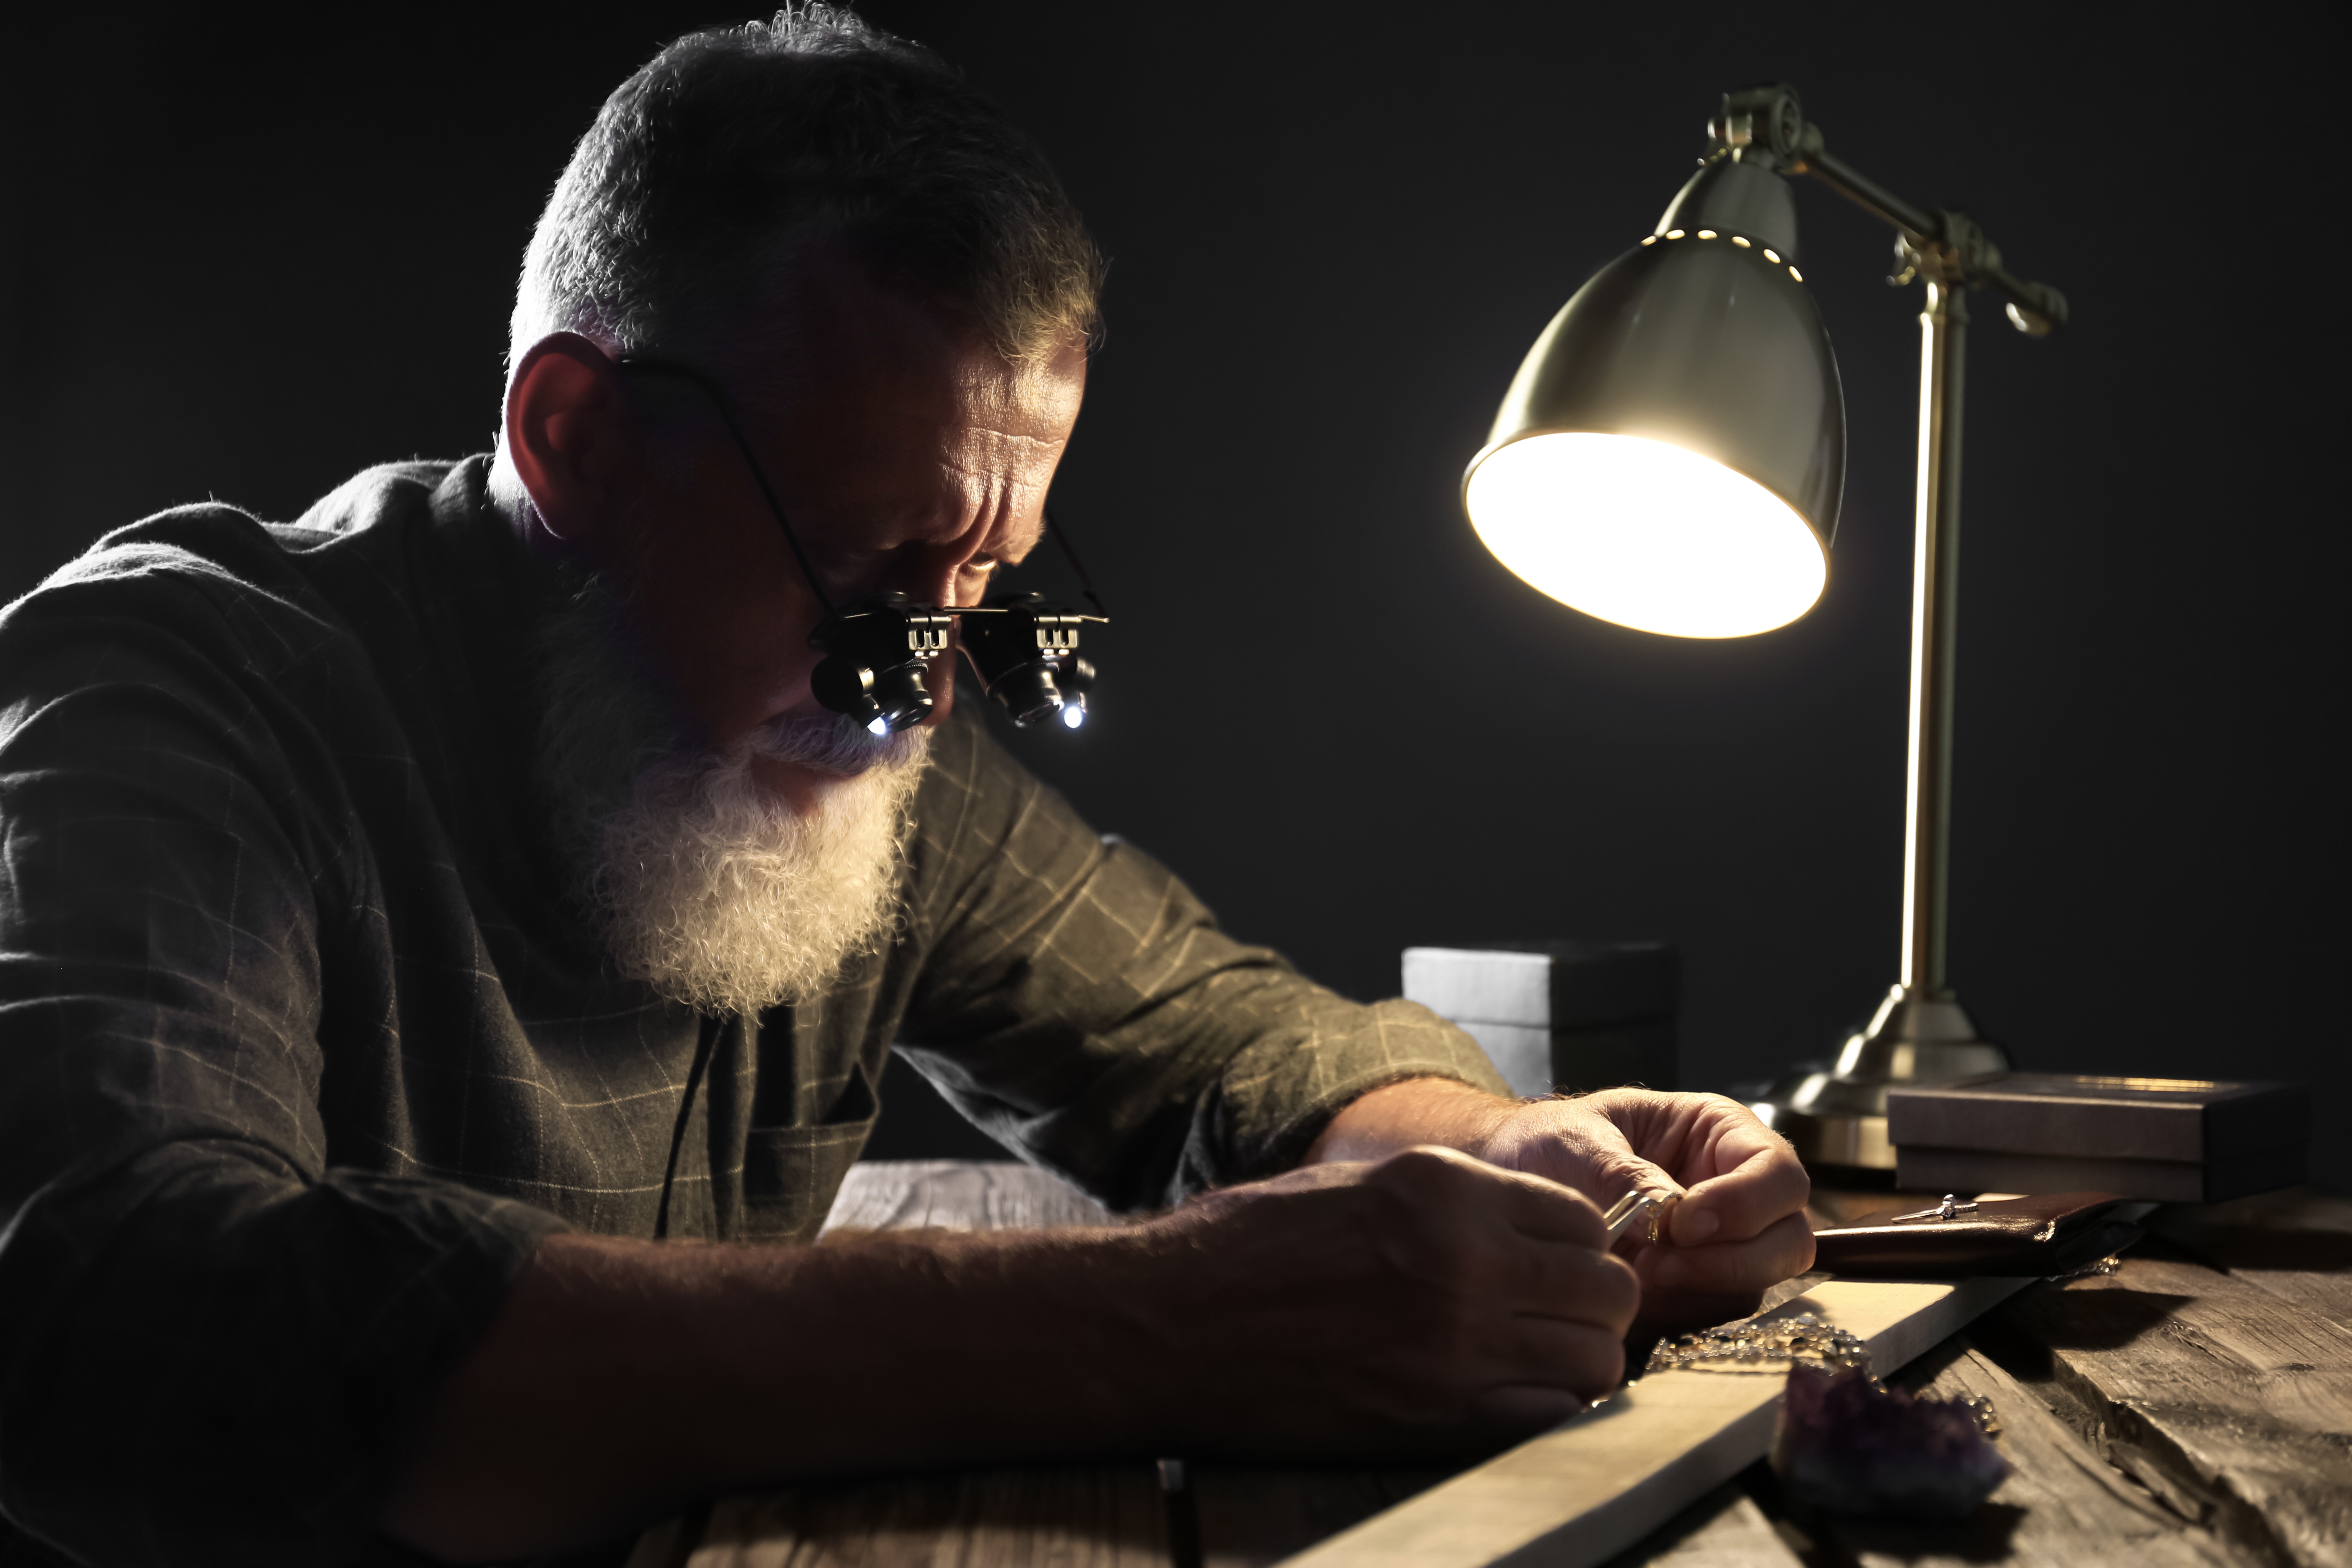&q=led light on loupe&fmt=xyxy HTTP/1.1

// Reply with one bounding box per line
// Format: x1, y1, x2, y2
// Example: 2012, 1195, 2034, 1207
867, 716, 891, 737
1465, 433, 1826, 638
